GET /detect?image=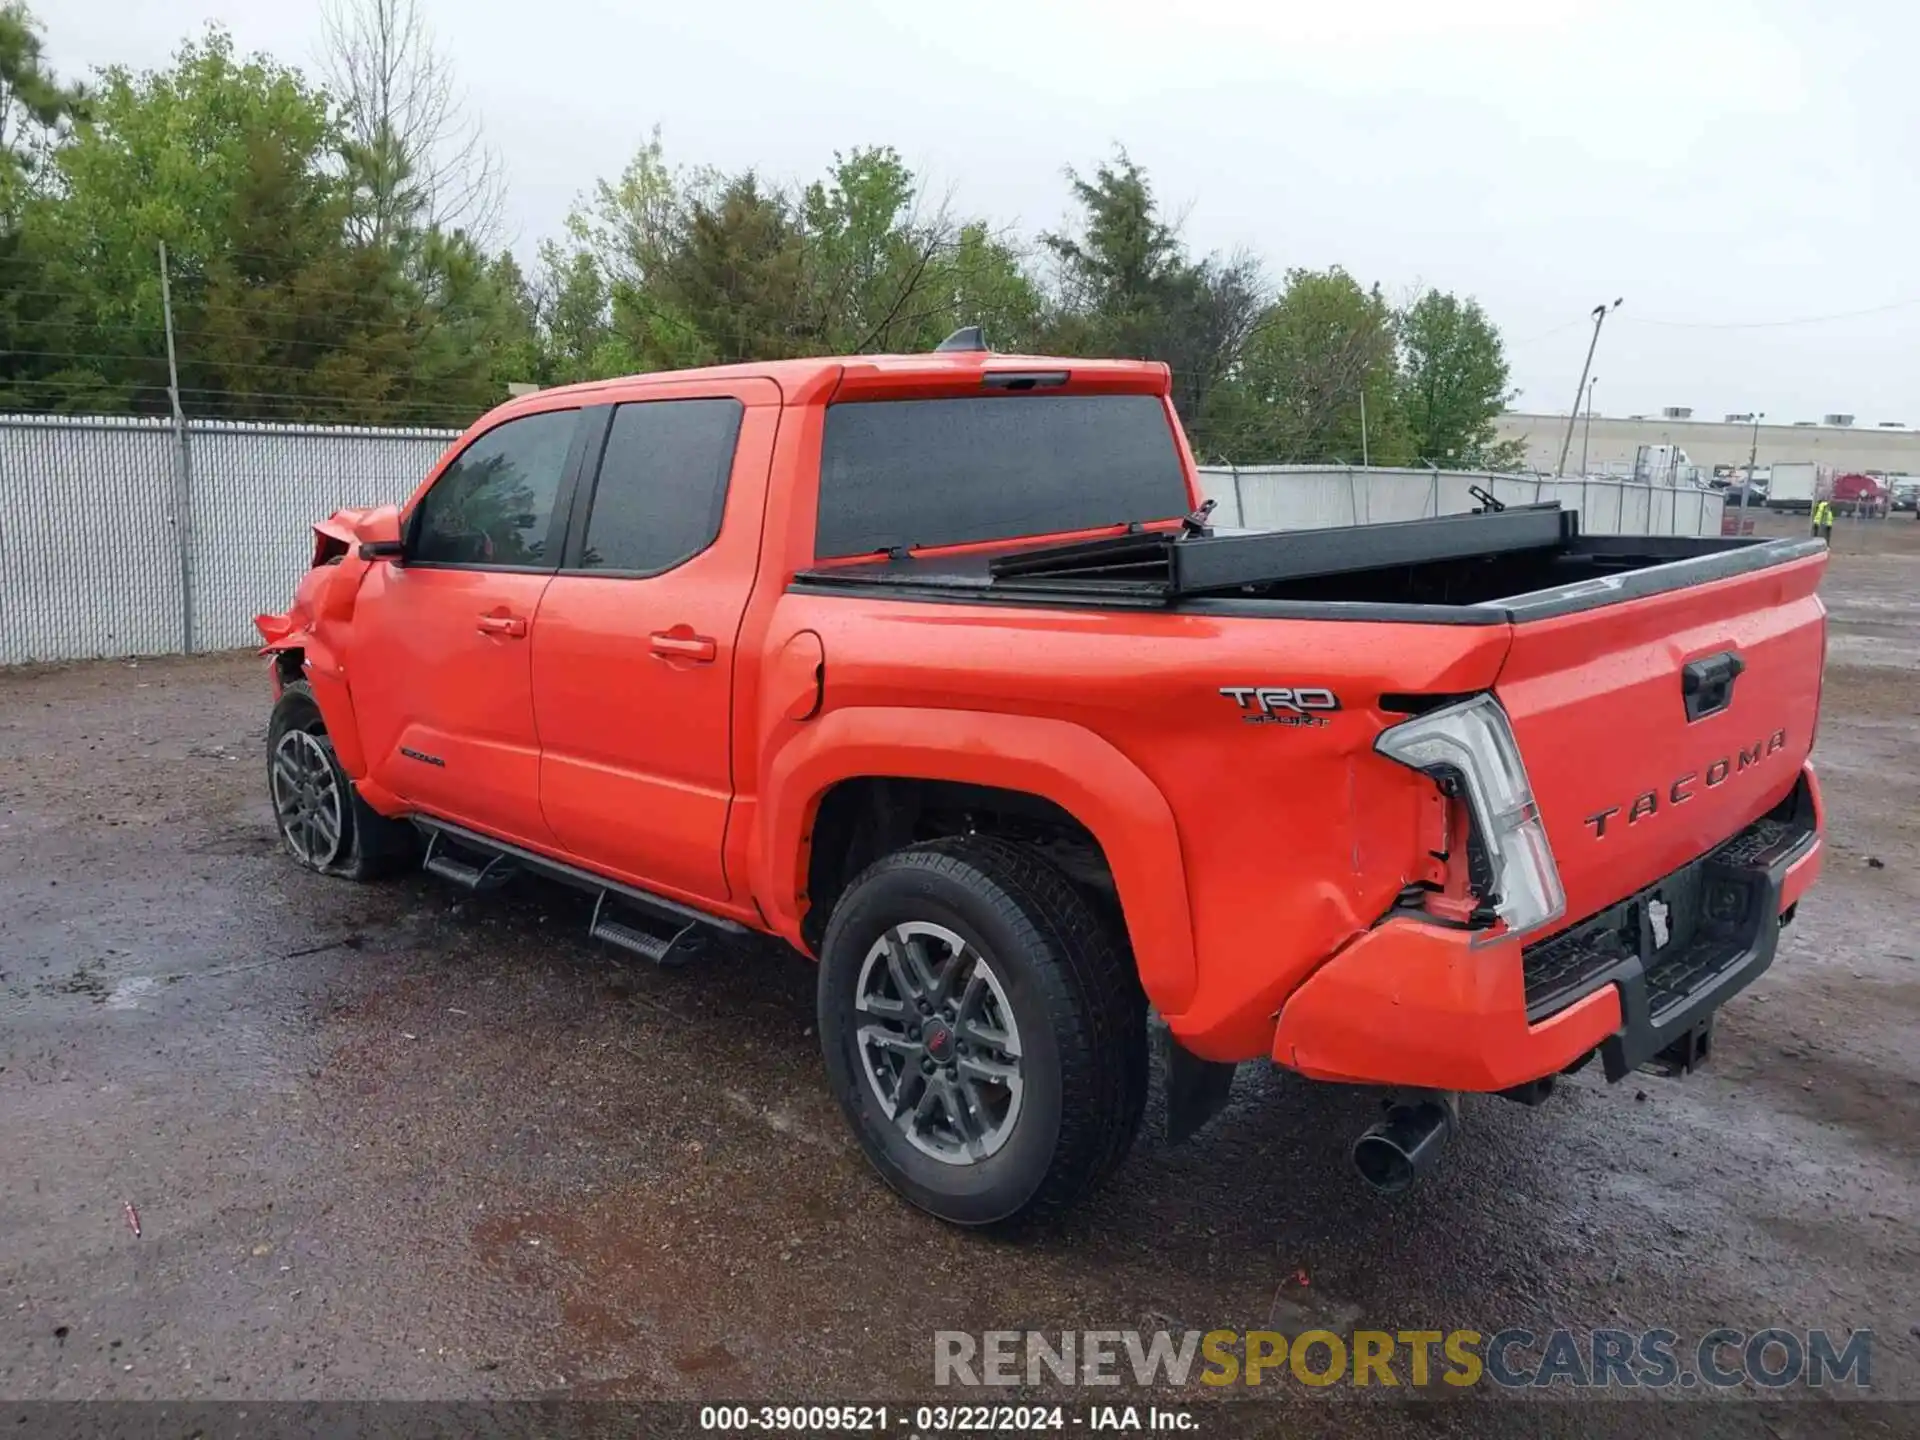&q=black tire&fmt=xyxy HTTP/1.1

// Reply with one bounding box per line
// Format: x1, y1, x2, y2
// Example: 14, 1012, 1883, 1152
266, 679, 418, 881
817, 836, 1148, 1226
